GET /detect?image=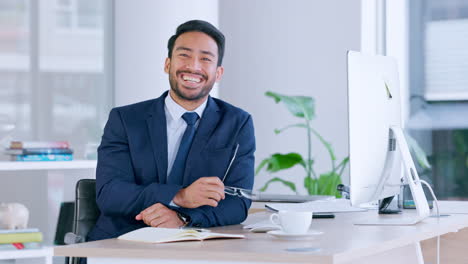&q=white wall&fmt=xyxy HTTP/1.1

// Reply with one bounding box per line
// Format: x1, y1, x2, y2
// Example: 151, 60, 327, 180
114, 0, 219, 107
114, 0, 361, 194
219, 0, 361, 194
